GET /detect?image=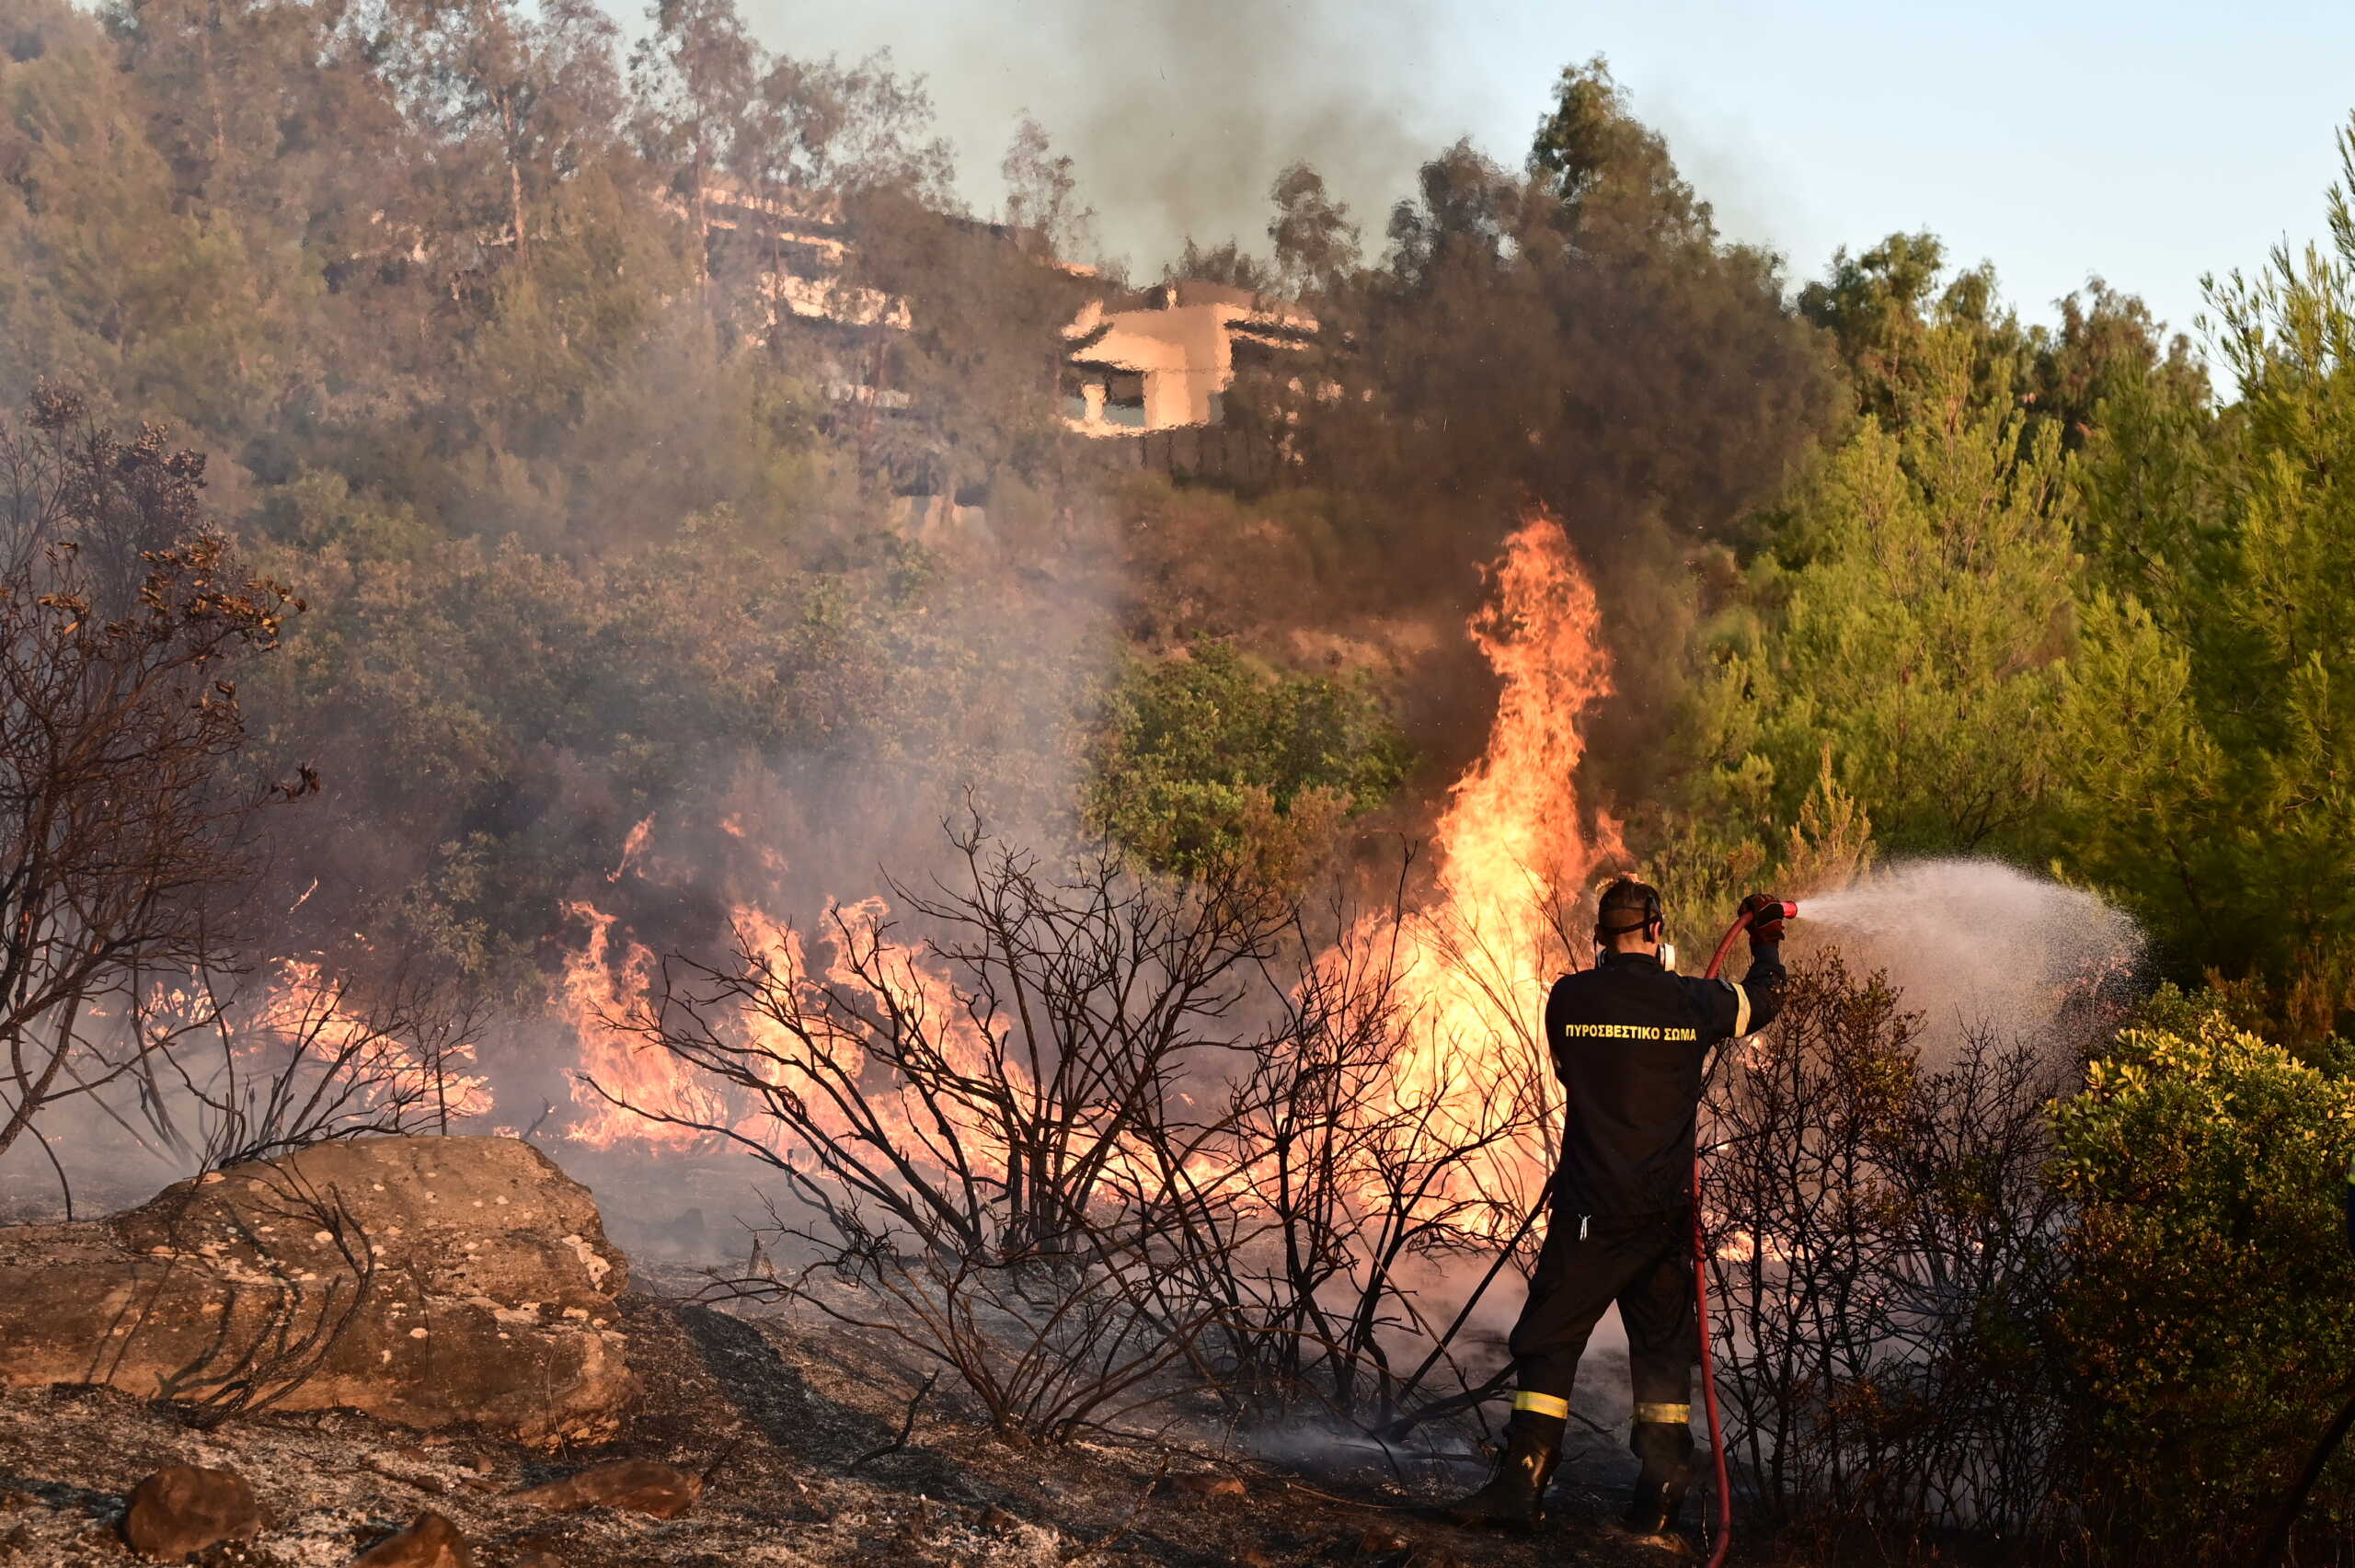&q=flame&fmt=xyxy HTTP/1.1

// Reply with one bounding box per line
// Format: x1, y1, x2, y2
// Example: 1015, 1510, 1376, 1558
144, 957, 497, 1126
1440, 510, 1625, 913
557, 891, 1042, 1168
1361, 509, 1626, 1221
549, 509, 1625, 1236
607, 815, 656, 883
258, 958, 496, 1121
557, 901, 721, 1150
